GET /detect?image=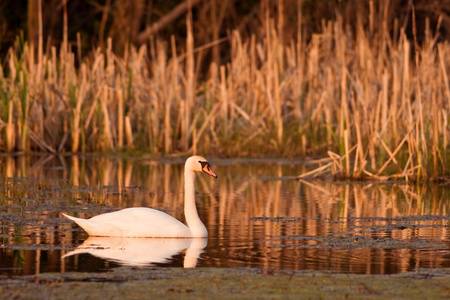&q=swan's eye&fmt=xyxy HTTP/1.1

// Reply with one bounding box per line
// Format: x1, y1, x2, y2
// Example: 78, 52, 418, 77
199, 161, 209, 169
200, 161, 211, 171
